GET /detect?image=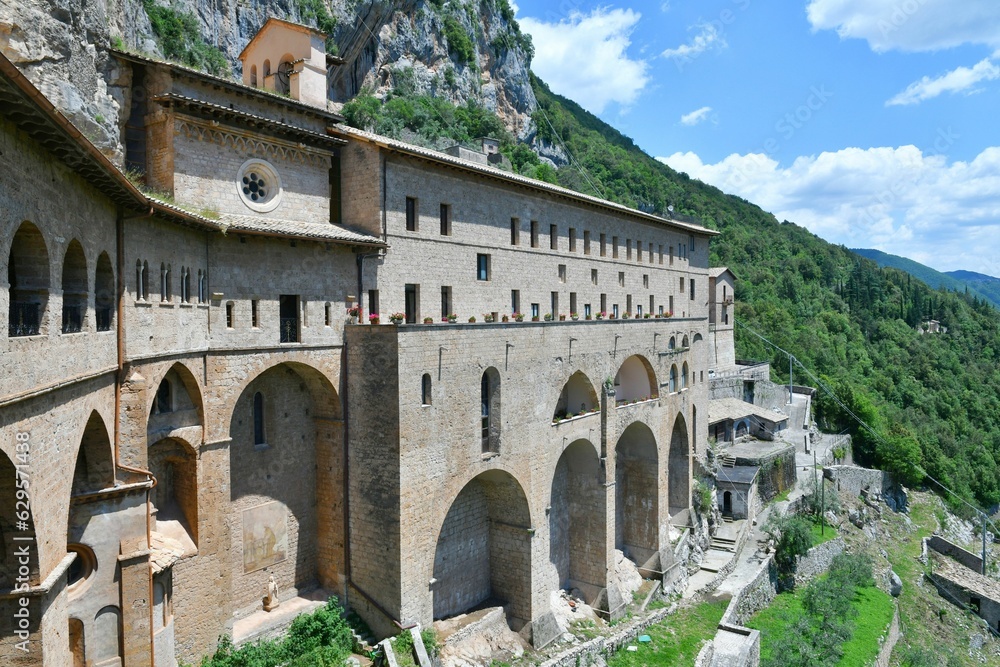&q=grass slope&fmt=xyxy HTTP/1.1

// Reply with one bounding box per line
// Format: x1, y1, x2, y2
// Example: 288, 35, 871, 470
606, 599, 728, 667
